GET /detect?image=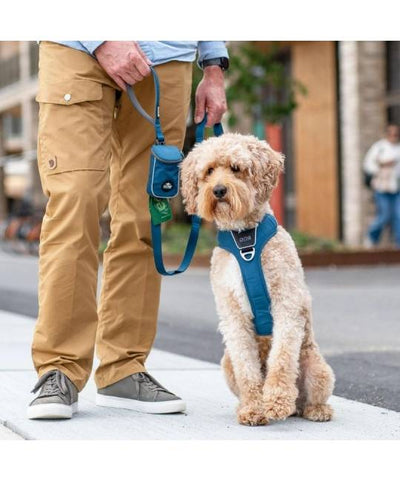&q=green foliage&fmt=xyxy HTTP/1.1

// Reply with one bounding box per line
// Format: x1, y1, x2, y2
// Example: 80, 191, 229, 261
163, 225, 340, 256
100, 224, 217, 256
225, 42, 307, 126
100, 225, 341, 257
162, 223, 217, 255
290, 230, 340, 252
